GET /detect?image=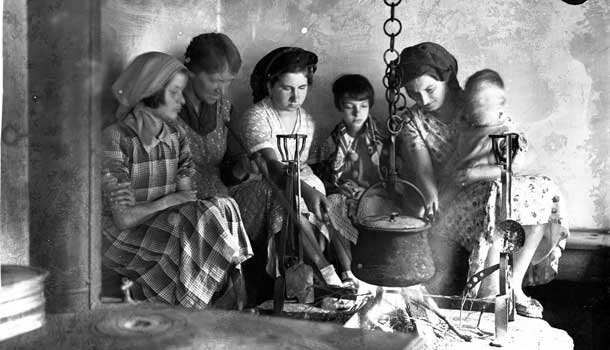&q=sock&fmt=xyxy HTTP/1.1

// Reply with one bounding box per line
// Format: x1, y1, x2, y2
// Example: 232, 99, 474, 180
341, 270, 355, 281
320, 265, 343, 287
